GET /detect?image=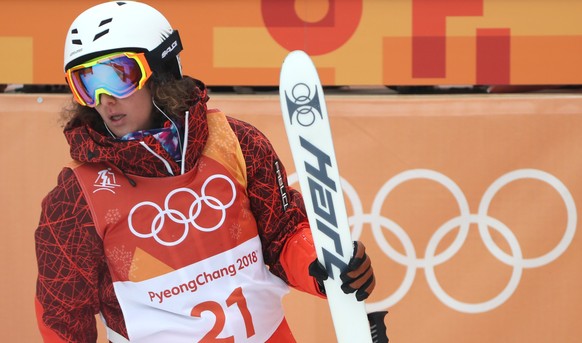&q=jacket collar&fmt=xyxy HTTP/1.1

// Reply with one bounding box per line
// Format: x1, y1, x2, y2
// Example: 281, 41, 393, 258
64, 88, 209, 178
